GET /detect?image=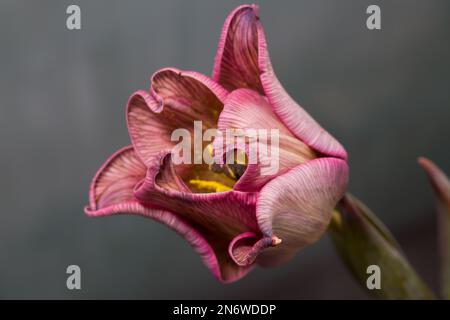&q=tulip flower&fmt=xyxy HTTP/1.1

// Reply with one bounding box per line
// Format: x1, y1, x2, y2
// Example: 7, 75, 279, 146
85, 4, 348, 283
